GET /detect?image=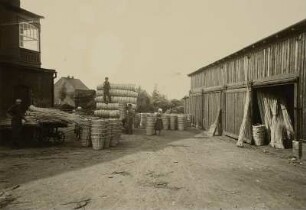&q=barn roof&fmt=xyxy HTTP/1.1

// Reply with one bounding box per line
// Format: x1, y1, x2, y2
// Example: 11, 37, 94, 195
55, 77, 89, 90
188, 18, 306, 77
